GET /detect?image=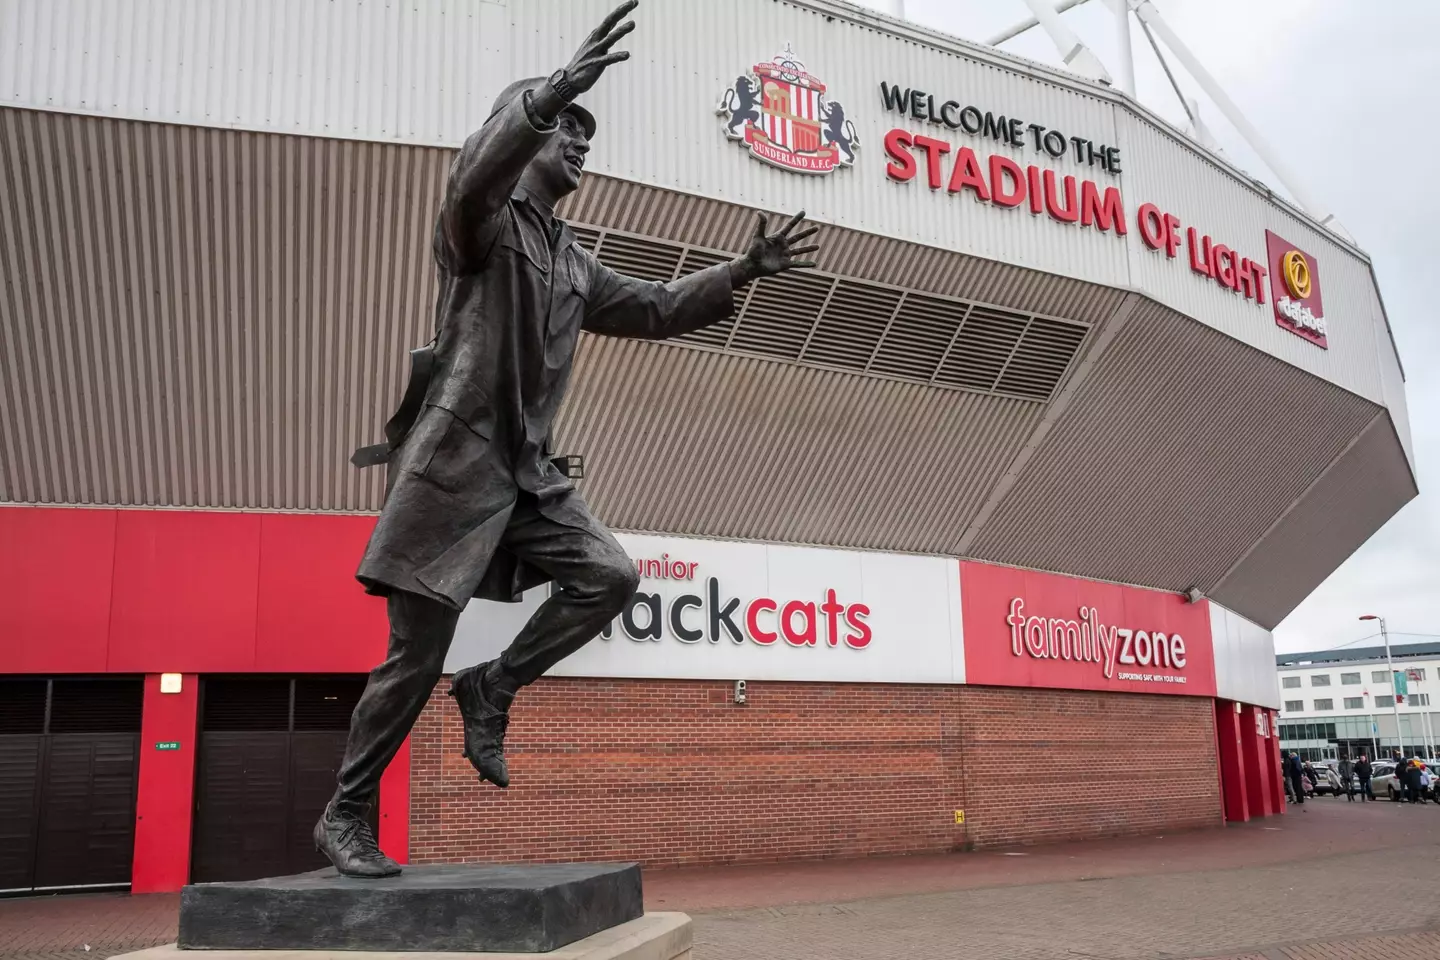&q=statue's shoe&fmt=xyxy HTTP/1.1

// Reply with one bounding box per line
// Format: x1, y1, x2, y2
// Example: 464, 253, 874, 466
313, 803, 402, 878
448, 663, 511, 788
